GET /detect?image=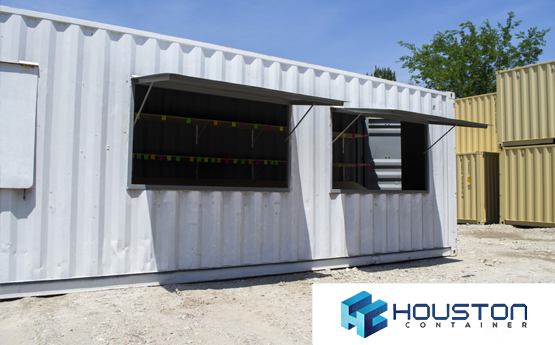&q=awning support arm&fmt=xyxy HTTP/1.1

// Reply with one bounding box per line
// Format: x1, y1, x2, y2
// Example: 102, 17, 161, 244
284, 103, 315, 142
423, 126, 455, 155
332, 113, 363, 144
252, 128, 265, 146
196, 121, 210, 144
133, 82, 154, 127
